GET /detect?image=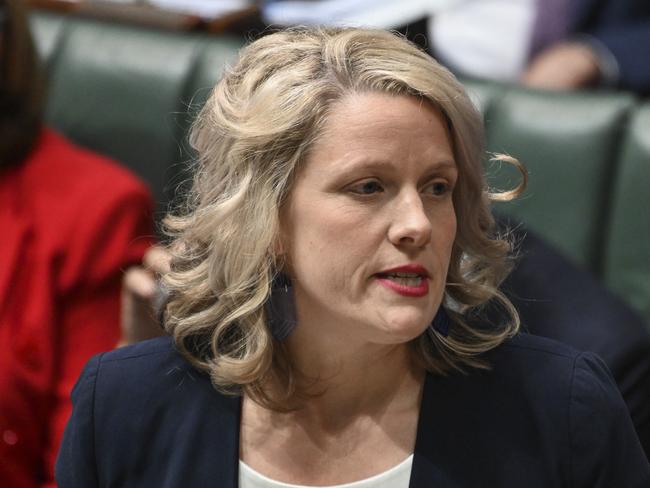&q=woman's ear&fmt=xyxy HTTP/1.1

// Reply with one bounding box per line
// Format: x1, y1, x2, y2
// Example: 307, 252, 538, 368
274, 207, 292, 258
275, 197, 296, 271
272, 230, 286, 258
273, 236, 284, 257
272, 230, 296, 277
